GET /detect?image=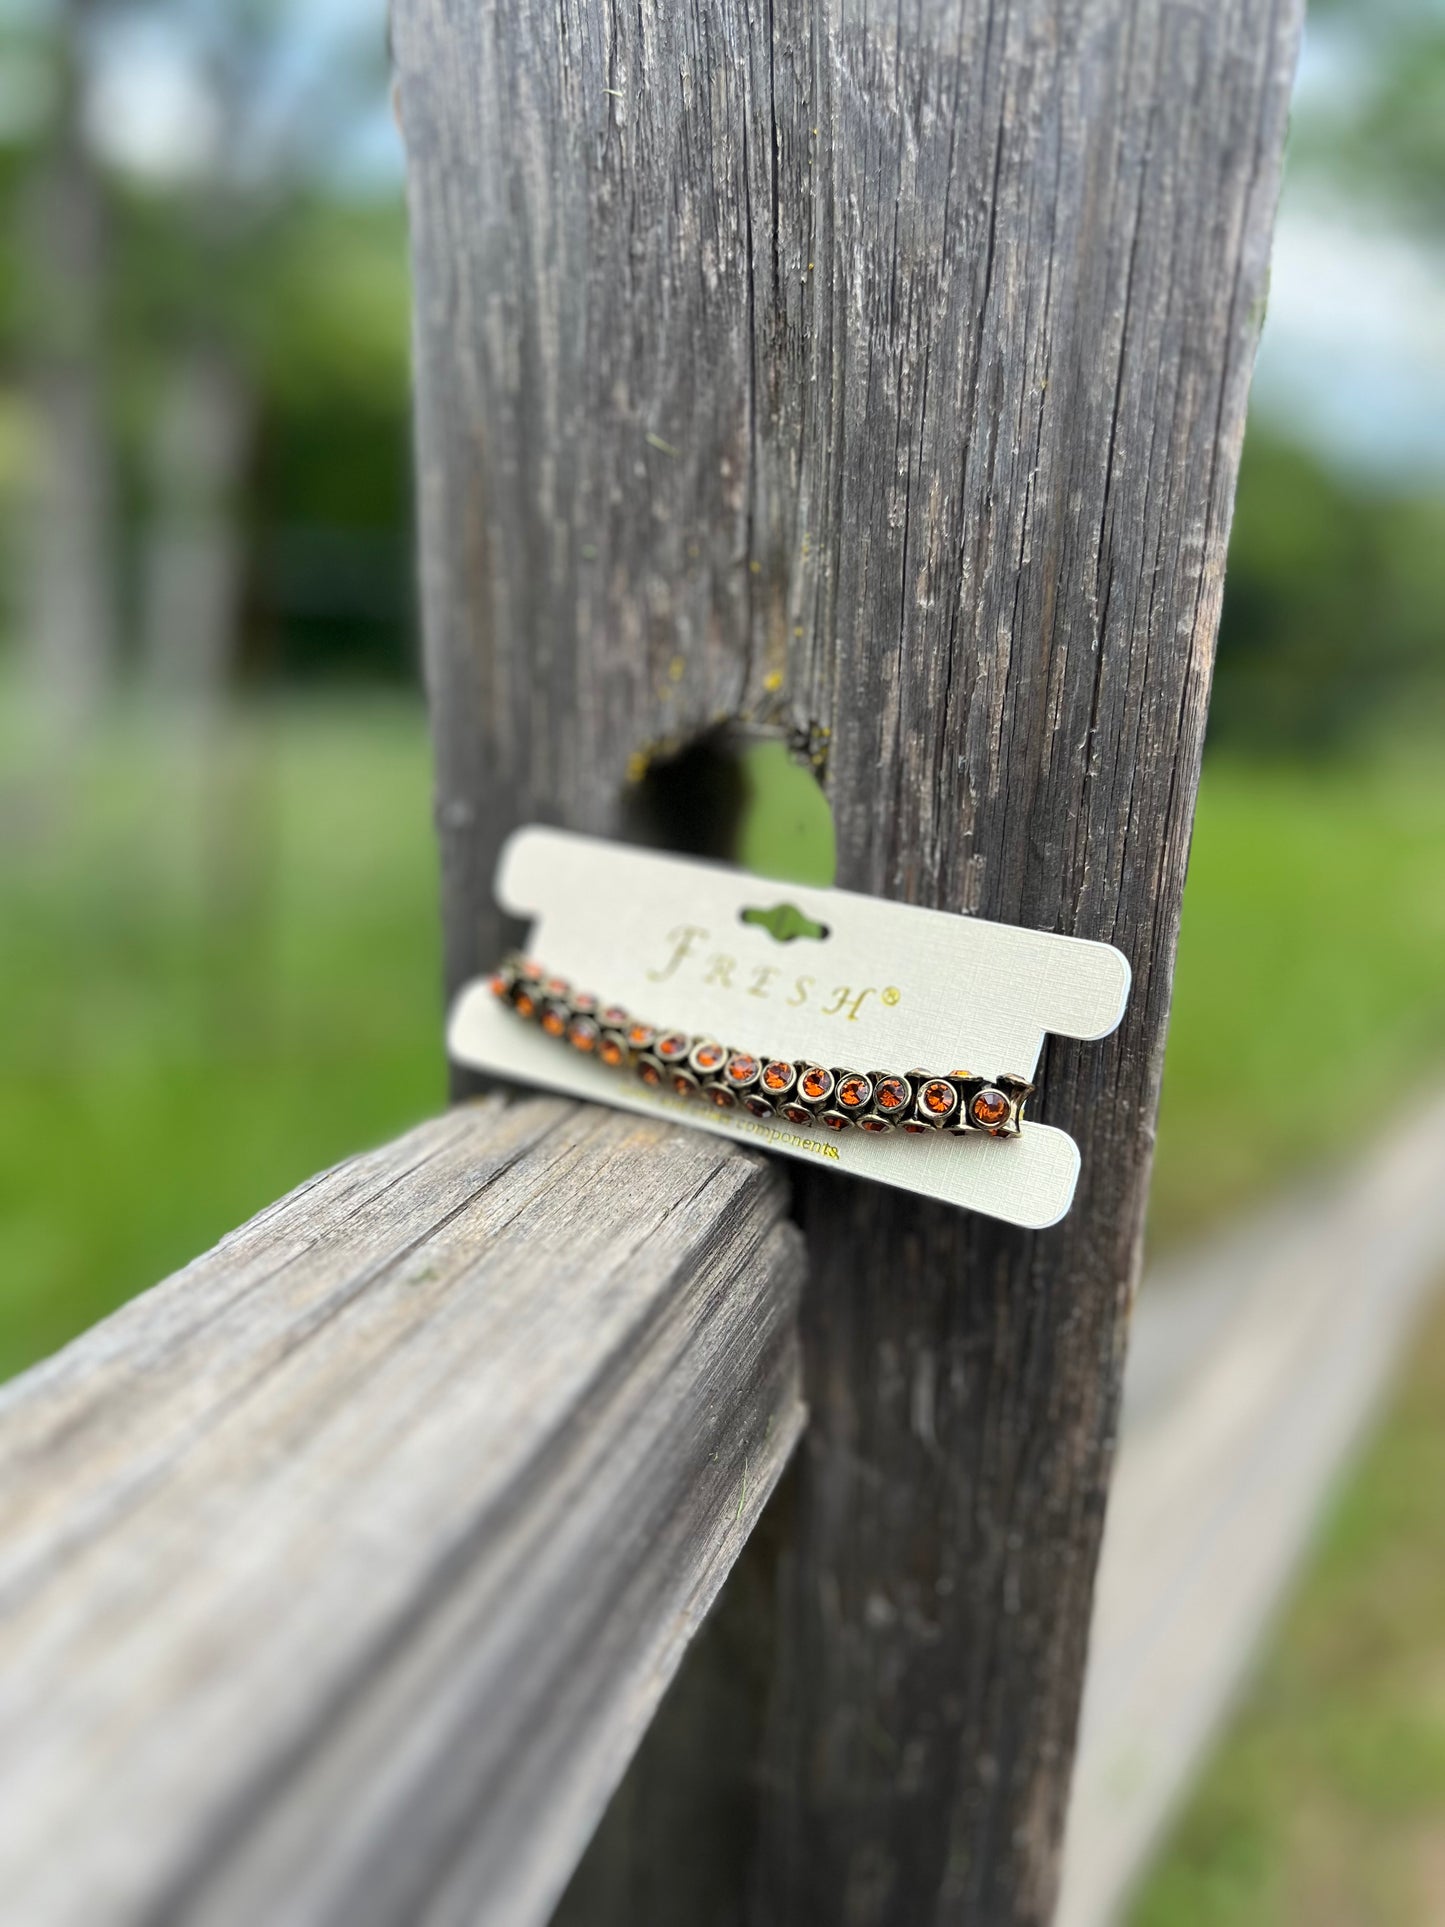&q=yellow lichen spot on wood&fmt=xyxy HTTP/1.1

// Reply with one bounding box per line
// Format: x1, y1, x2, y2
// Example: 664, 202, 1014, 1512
749, 560, 762, 574
668, 655, 685, 683
793, 626, 804, 639
763, 670, 783, 693
625, 750, 649, 785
